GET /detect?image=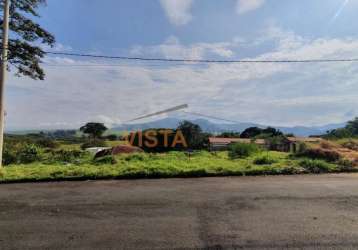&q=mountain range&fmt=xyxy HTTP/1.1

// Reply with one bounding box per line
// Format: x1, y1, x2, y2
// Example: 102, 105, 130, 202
112, 117, 346, 137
